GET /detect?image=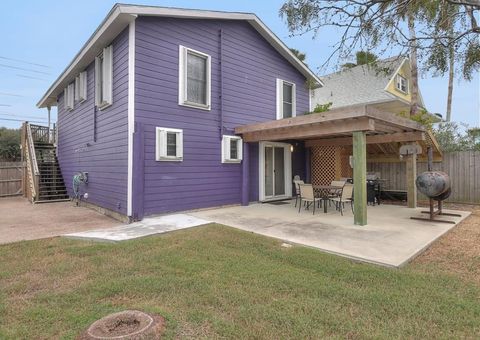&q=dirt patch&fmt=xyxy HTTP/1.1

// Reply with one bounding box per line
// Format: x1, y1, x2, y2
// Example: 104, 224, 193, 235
413, 203, 480, 283
78, 310, 165, 339
0, 197, 119, 244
